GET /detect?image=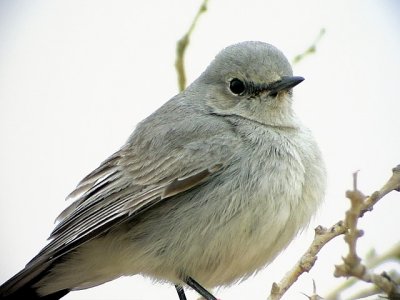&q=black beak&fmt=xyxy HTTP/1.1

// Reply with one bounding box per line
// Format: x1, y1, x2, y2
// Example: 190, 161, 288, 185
268, 76, 304, 93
